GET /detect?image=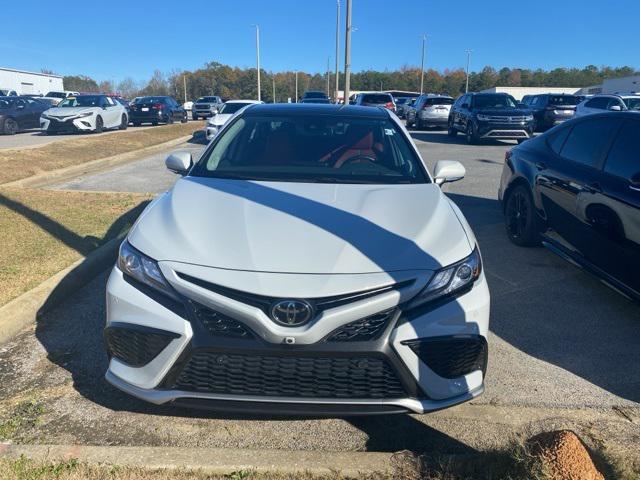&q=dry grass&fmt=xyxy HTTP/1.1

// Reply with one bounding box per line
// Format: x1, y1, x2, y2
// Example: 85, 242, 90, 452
0, 187, 151, 306
0, 122, 201, 185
